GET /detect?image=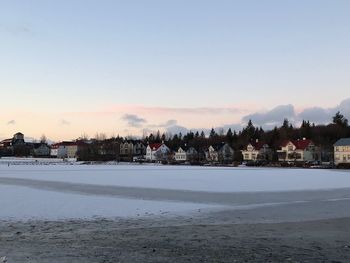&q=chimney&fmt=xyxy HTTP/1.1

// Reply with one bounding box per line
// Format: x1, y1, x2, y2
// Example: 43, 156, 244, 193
256, 139, 259, 143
